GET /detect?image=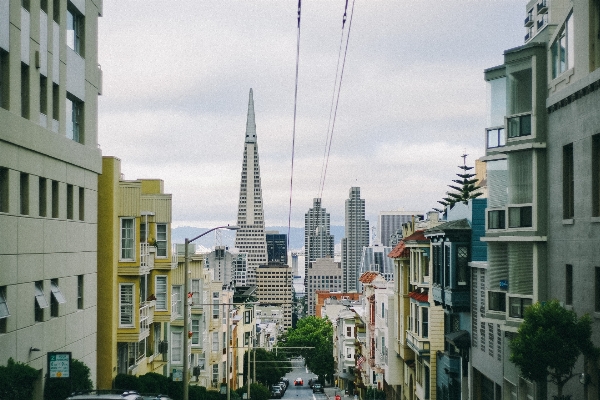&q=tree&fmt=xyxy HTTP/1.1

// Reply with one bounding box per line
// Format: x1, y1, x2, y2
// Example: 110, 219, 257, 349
44, 358, 93, 400
509, 300, 600, 398
280, 316, 334, 382
436, 154, 482, 211
243, 348, 292, 387
235, 383, 271, 400
0, 358, 38, 400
